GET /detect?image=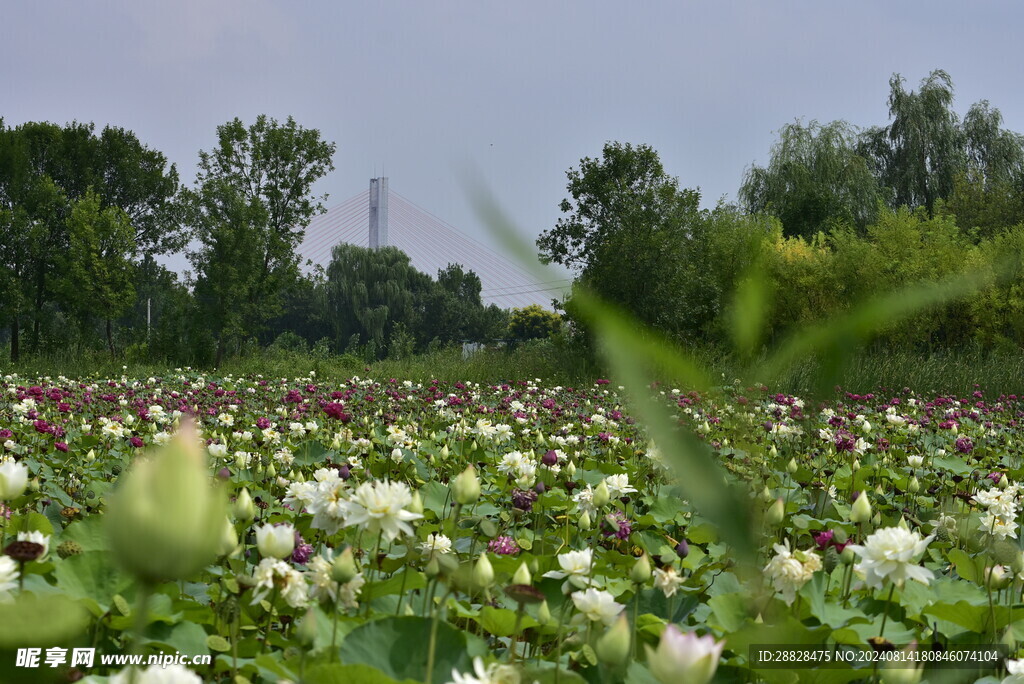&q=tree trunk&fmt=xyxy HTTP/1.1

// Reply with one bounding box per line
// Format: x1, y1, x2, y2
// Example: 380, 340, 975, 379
10, 317, 19, 363
215, 335, 225, 368
106, 319, 115, 359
